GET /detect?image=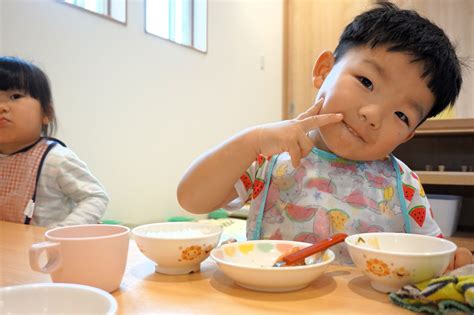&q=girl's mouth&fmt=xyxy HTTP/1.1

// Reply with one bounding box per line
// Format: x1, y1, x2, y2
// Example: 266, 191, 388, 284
0, 117, 10, 126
